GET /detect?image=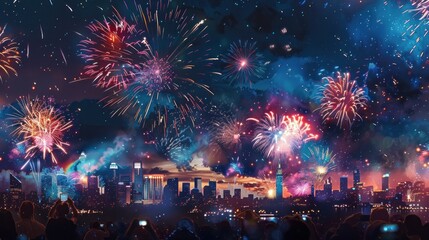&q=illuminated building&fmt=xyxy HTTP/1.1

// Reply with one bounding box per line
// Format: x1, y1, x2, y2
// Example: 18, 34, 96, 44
180, 182, 191, 198
382, 174, 389, 191
143, 175, 164, 204
132, 161, 144, 203
276, 163, 283, 199
194, 178, 202, 192
41, 174, 53, 201
340, 176, 348, 193
353, 169, 360, 187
